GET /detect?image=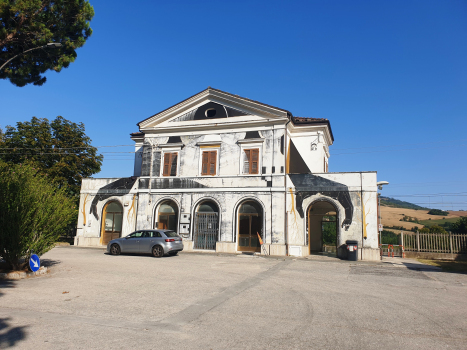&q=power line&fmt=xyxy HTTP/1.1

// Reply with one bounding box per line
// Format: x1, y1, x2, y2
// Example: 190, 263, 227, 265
332, 143, 467, 155
386, 193, 467, 197
331, 138, 467, 151
0, 144, 134, 150
0, 151, 134, 155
